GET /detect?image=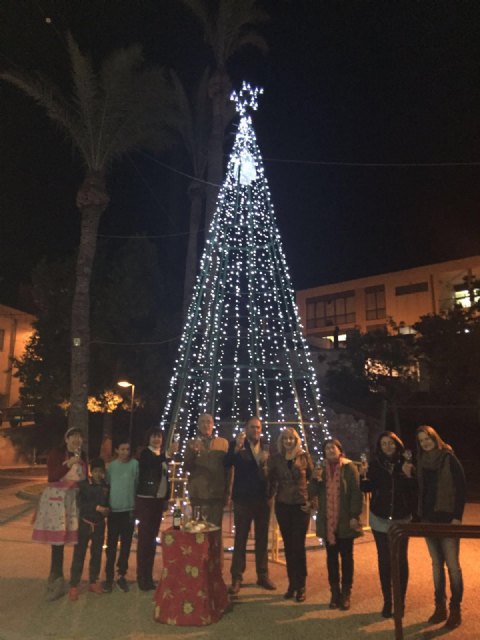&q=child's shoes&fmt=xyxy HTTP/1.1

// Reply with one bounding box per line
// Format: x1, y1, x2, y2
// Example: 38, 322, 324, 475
68, 587, 79, 602
88, 582, 103, 595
